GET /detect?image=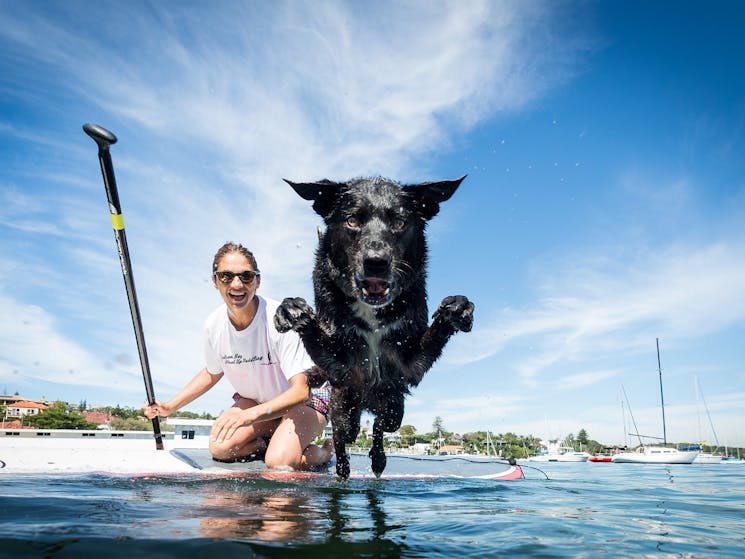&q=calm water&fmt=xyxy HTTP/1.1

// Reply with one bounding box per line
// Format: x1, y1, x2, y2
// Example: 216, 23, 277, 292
1, 463, 743, 558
